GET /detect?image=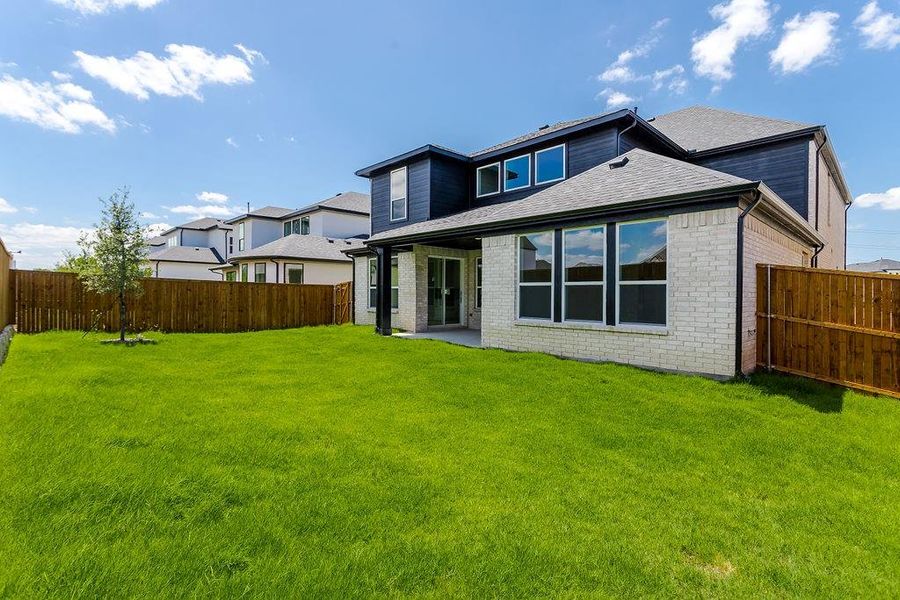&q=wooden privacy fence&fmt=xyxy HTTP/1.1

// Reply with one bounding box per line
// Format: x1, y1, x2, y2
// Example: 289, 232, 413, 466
9, 270, 353, 334
757, 264, 899, 398
0, 238, 12, 330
